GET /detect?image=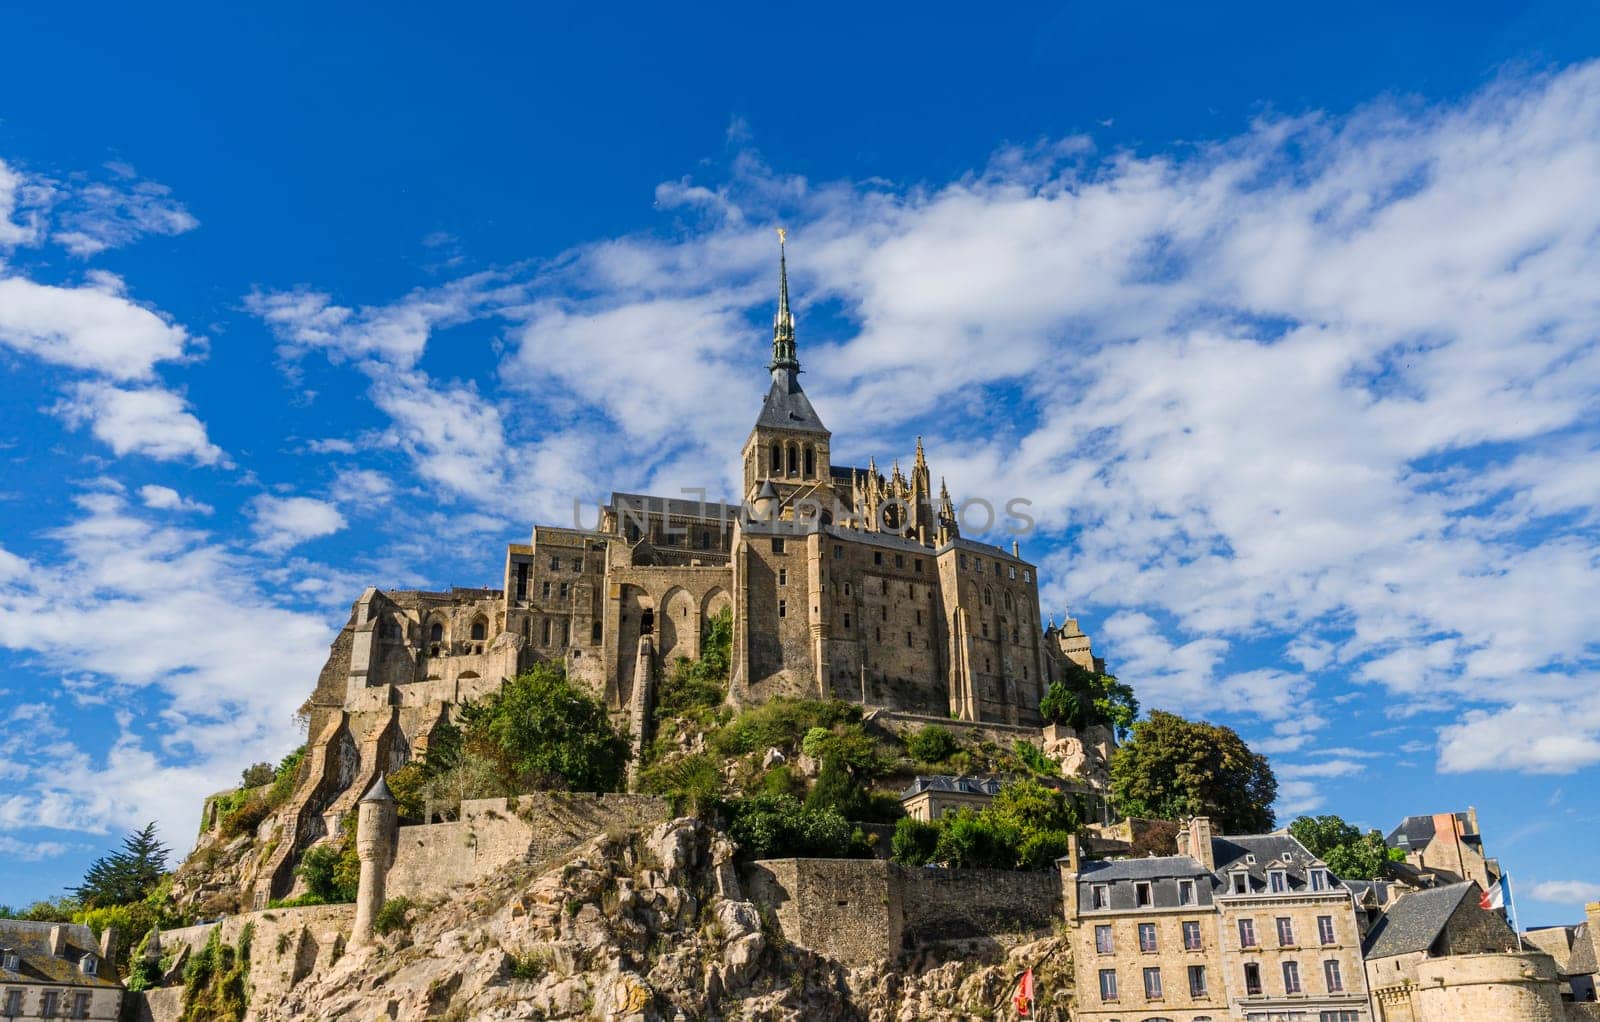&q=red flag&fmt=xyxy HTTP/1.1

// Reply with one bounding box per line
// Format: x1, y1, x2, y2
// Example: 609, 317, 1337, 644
1013, 967, 1035, 1017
